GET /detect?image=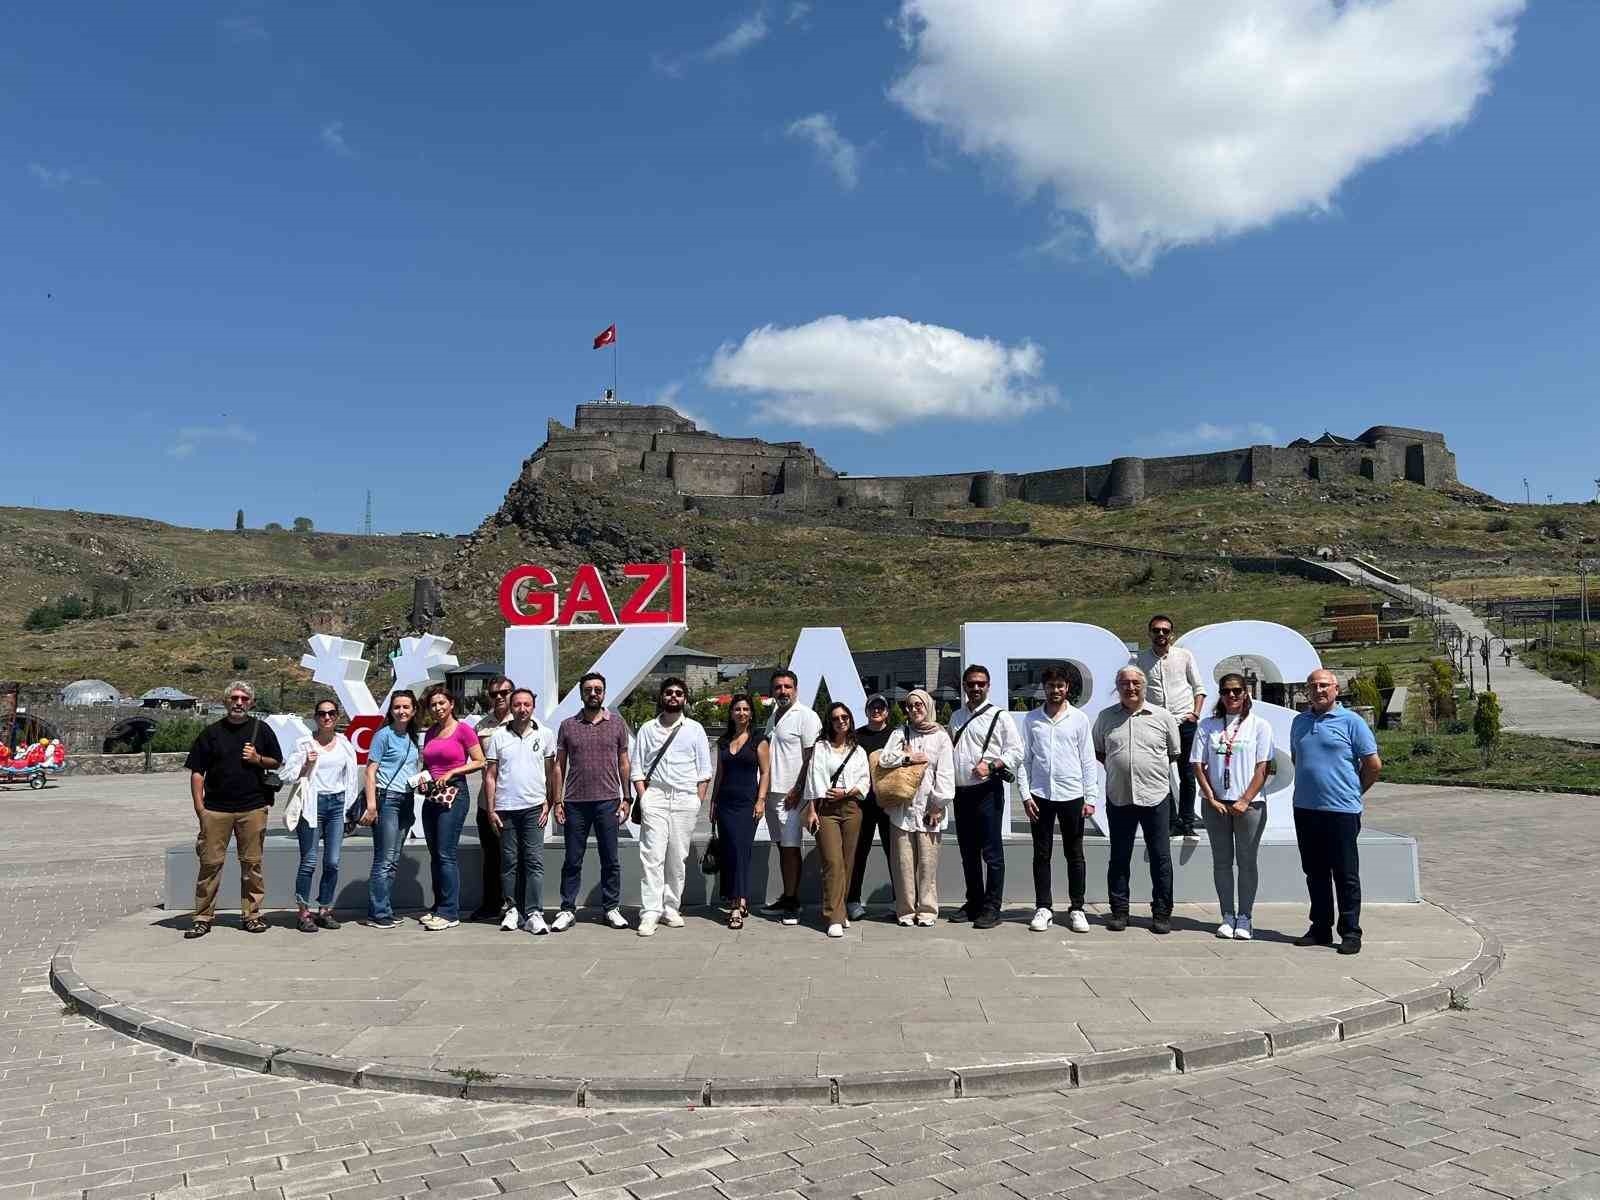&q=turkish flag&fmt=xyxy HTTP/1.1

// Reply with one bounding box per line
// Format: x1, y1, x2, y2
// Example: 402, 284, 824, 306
593, 324, 617, 350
